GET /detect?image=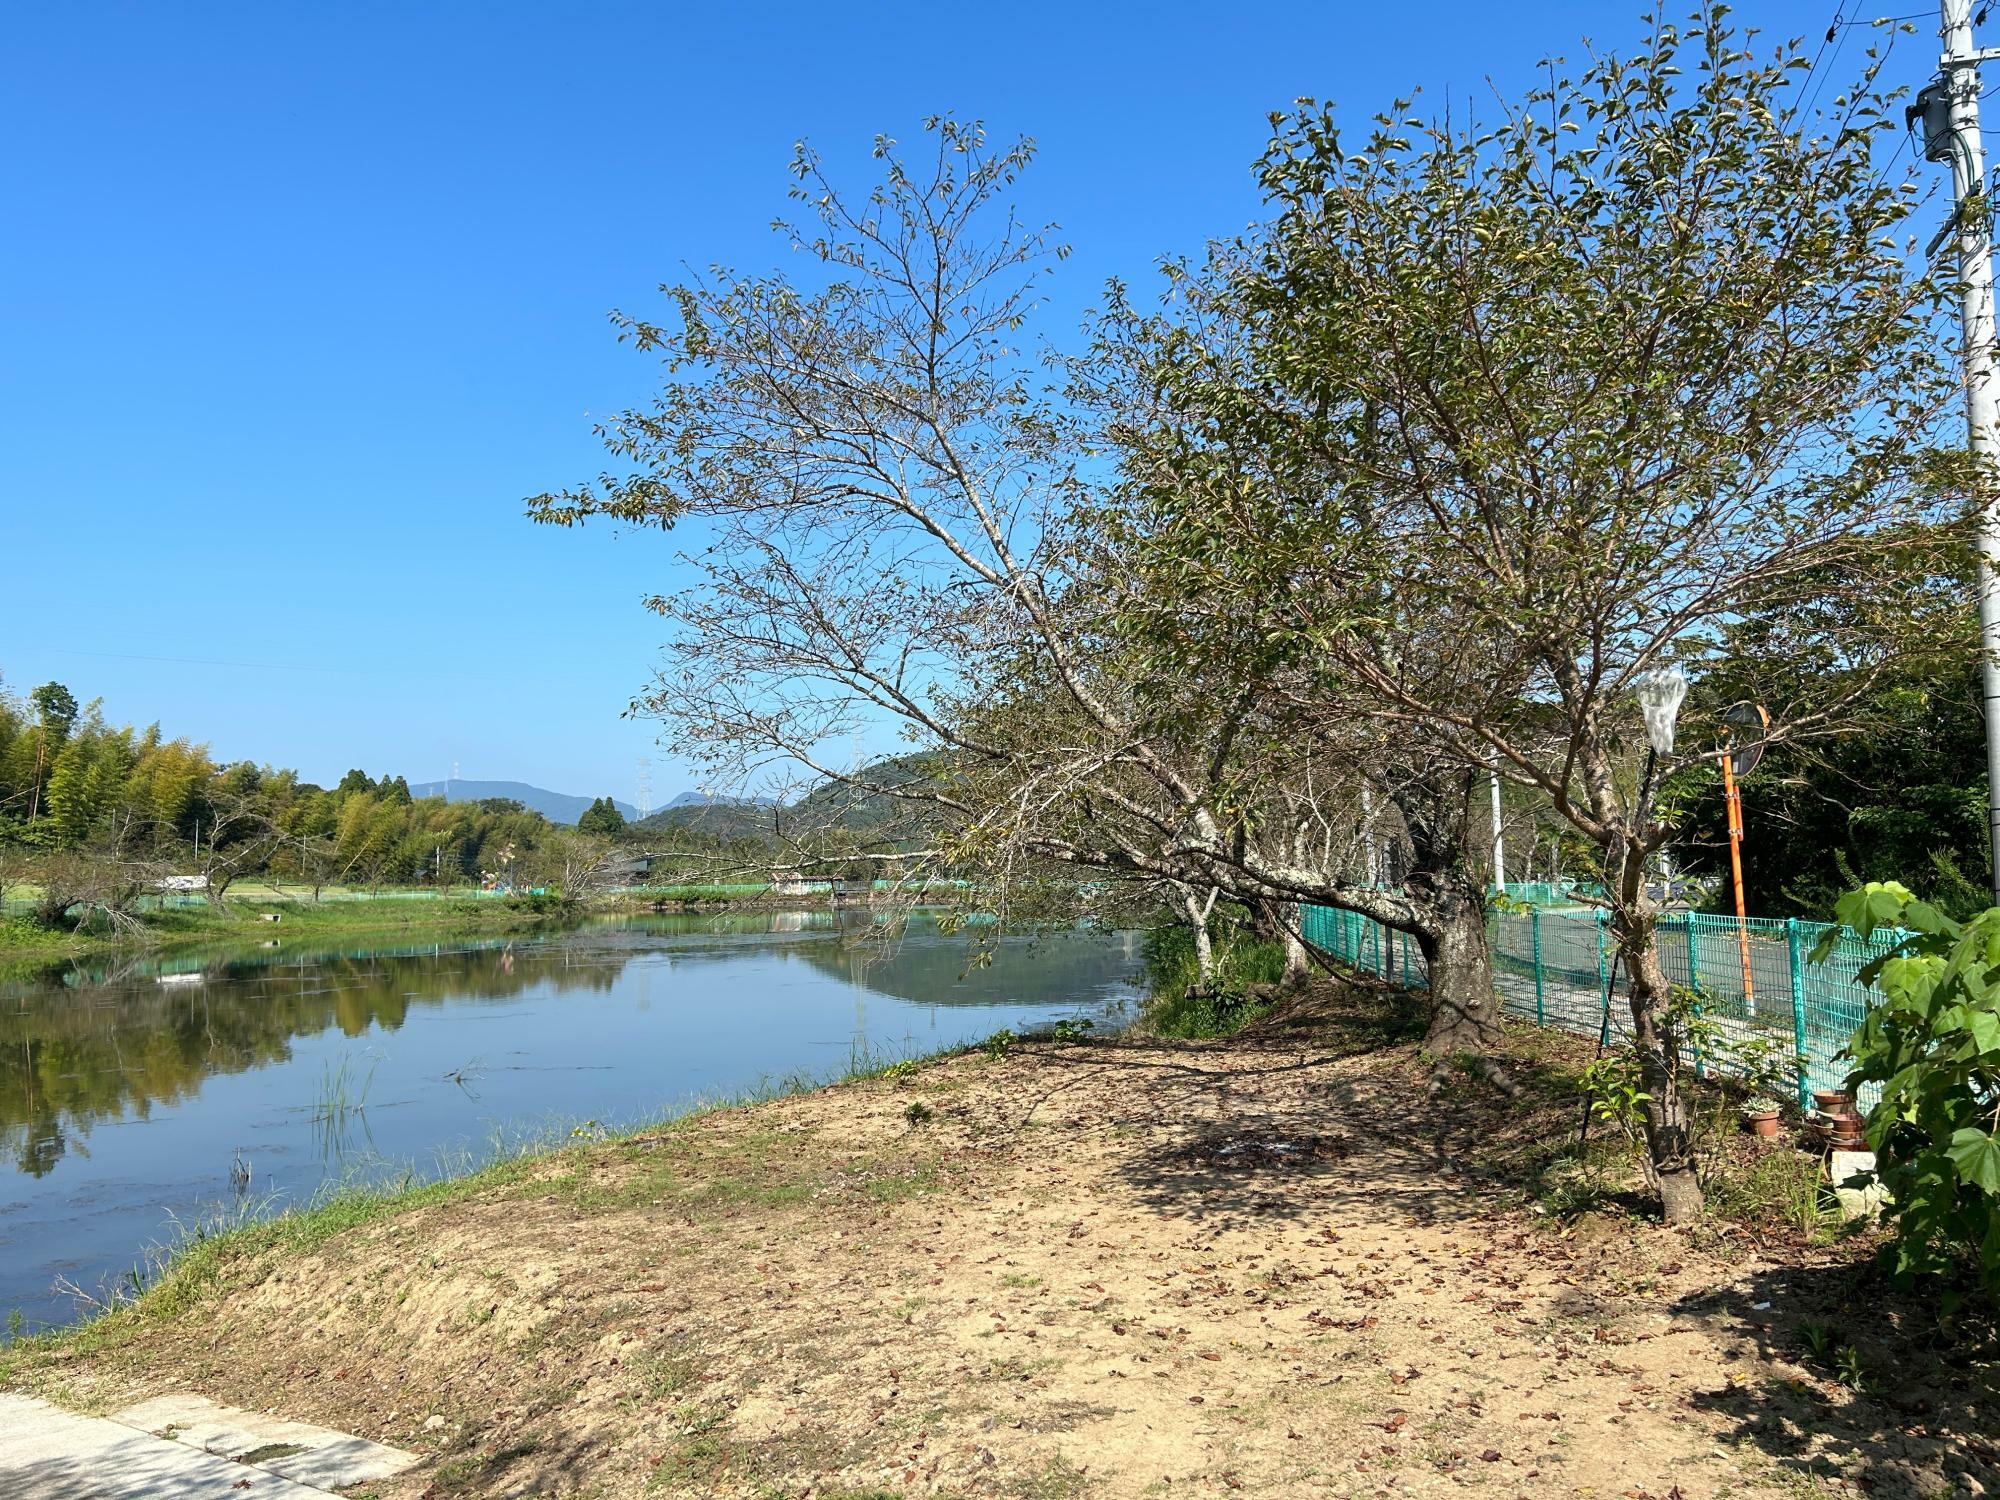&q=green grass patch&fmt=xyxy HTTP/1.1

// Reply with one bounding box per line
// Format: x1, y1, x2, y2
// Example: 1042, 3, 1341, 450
1140, 917, 1290, 1039
0, 892, 568, 967
864, 1159, 942, 1203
